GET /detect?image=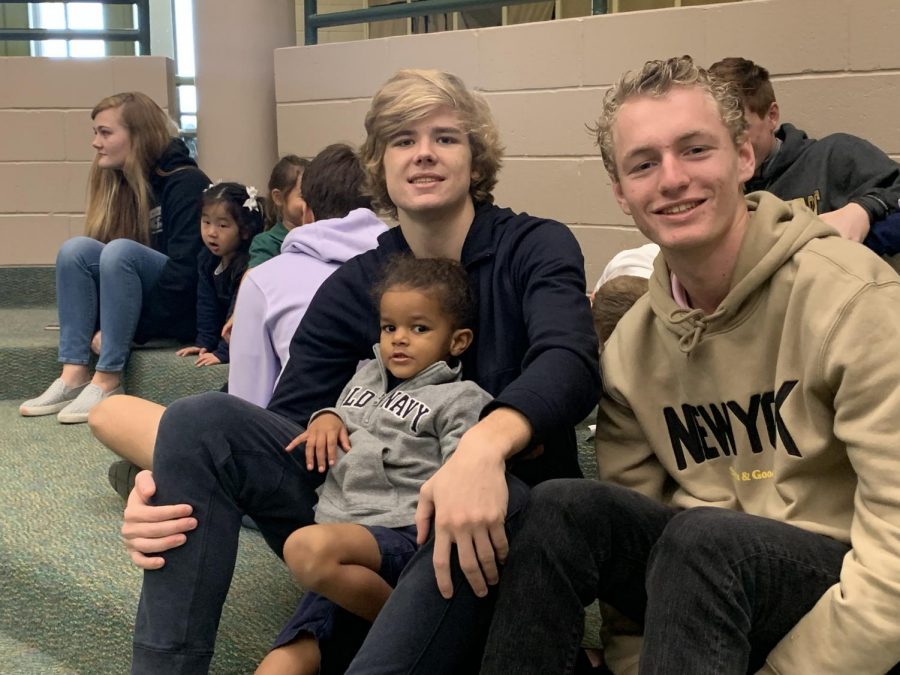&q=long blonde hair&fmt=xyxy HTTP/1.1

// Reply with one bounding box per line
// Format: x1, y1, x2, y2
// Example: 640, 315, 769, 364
84, 92, 177, 244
